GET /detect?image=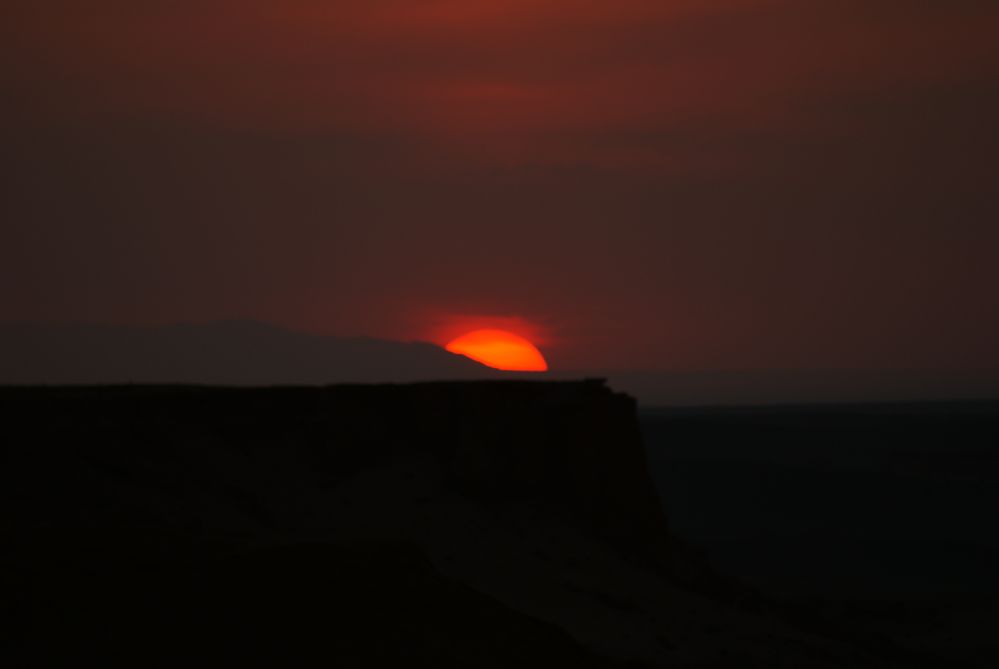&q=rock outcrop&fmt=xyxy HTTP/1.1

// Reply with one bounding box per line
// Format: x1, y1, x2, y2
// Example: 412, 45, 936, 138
3, 381, 904, 667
